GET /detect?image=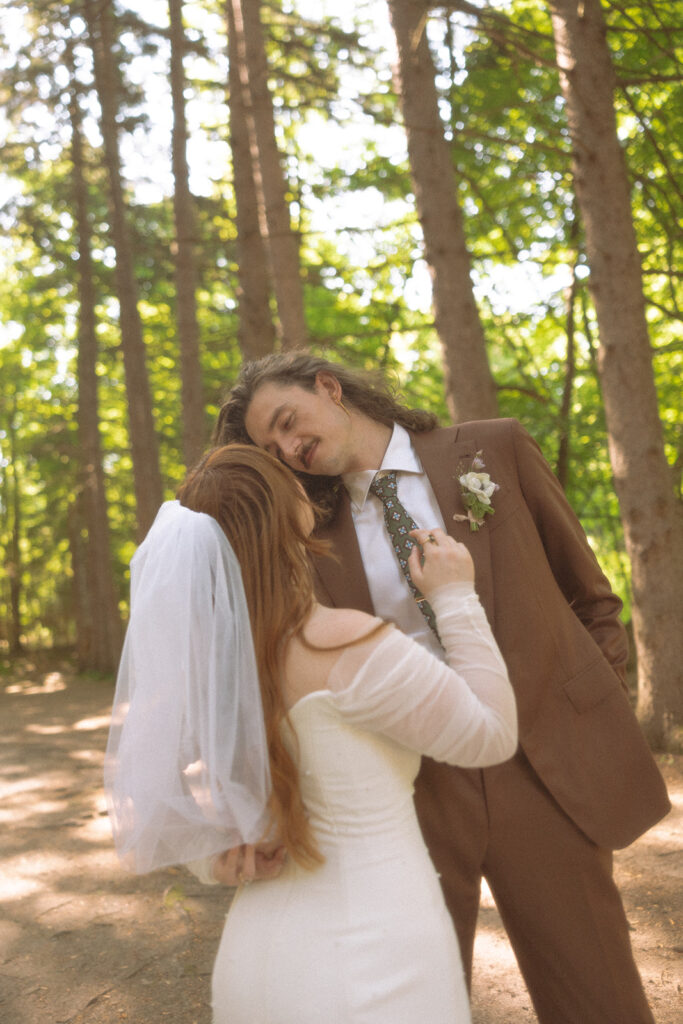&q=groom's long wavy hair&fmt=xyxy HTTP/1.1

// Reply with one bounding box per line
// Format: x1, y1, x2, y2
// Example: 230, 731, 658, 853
178, 444, 329, 868
212, 352, 439, 523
